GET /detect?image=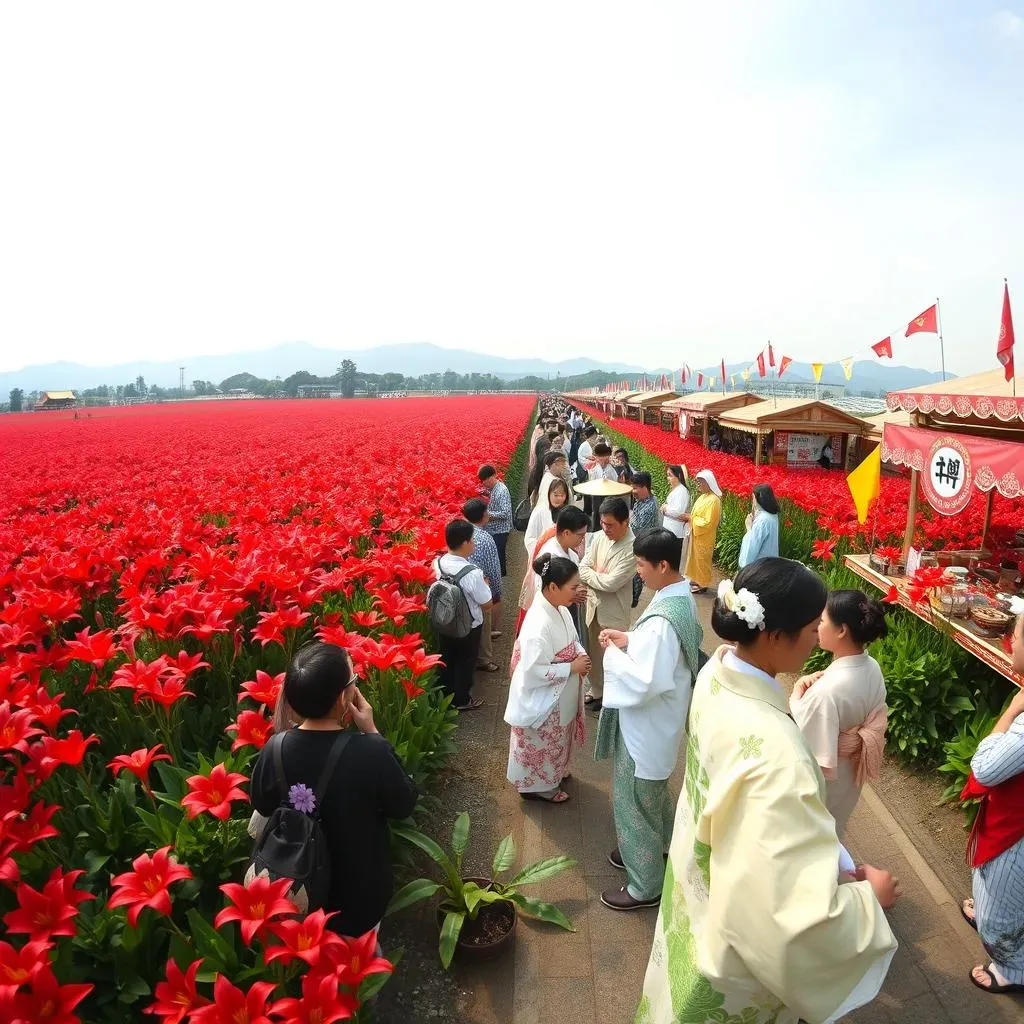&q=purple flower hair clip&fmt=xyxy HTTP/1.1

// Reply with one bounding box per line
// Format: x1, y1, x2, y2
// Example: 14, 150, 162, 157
288, 783, 316, 814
